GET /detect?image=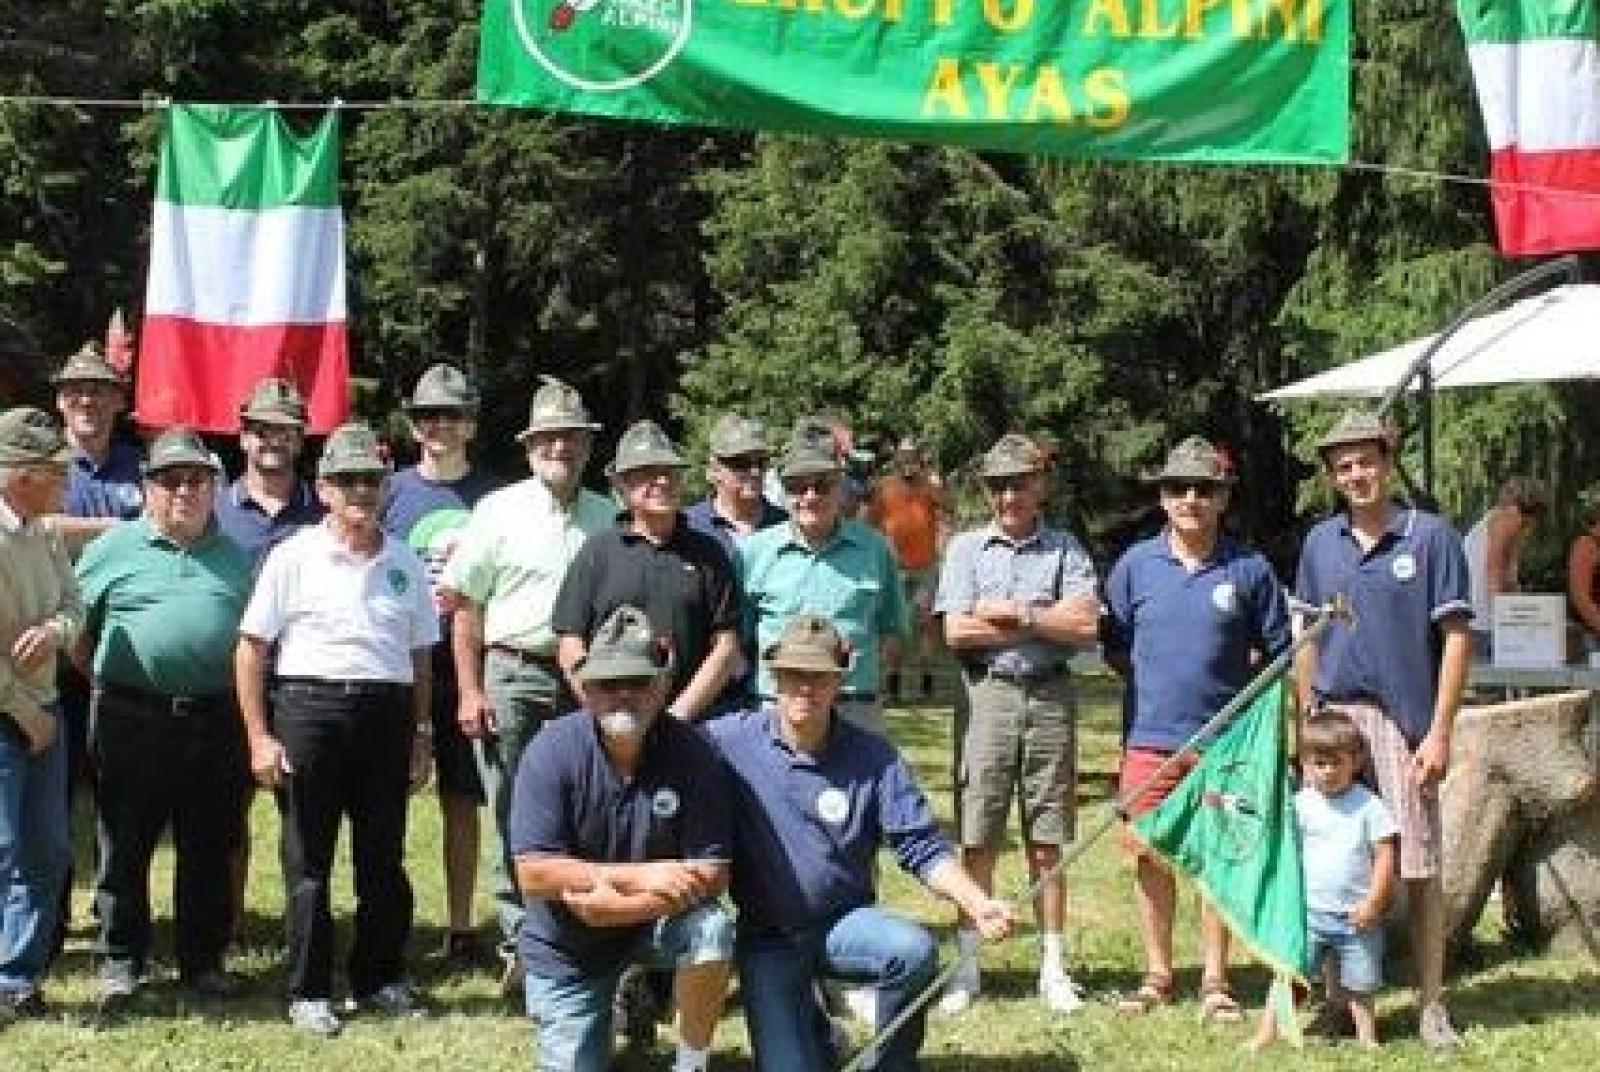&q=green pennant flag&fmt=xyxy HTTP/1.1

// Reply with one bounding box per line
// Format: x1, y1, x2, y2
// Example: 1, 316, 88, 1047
1131, 678, 1310, 986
